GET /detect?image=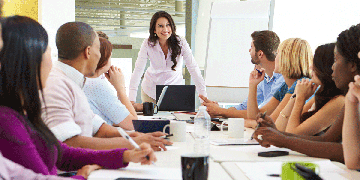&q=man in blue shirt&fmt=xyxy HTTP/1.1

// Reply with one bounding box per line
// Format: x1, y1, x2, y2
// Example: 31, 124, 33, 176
201, 30, 284, 118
